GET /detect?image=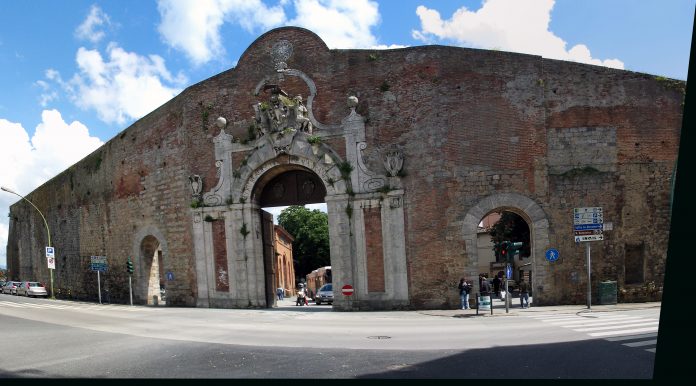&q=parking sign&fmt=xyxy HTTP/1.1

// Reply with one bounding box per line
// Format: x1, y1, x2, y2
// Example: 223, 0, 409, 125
45, 246, 55, 258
